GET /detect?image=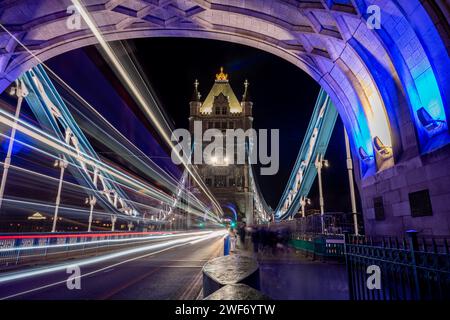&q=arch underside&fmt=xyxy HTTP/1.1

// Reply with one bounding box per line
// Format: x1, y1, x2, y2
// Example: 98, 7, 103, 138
0, 0, 449, 179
